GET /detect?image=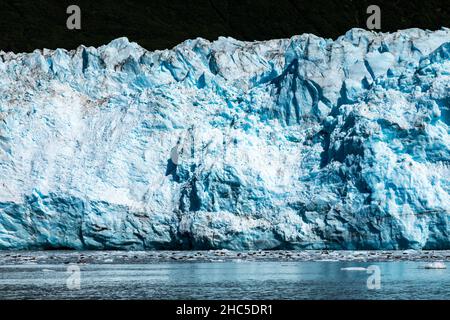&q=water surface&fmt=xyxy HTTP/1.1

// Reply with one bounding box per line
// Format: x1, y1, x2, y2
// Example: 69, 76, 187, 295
1, 260, 449, 299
